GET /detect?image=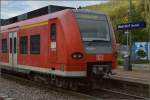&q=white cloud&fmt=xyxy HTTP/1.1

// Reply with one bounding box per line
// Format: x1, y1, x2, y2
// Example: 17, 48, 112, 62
25, 1, 106, 10
1, 0, 9, 6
